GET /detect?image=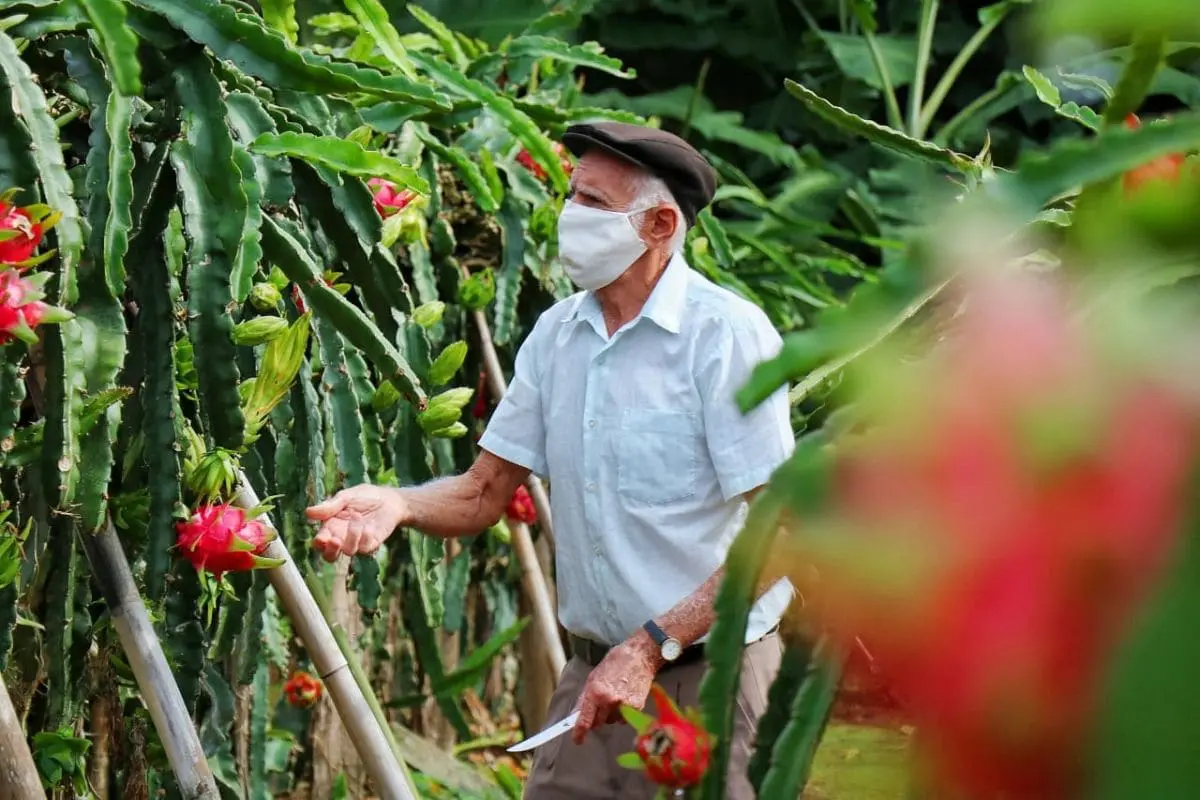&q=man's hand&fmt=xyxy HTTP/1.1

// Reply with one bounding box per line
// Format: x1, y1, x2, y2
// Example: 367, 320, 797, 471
306, 485, 408, 562
571, 636, 662, 745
